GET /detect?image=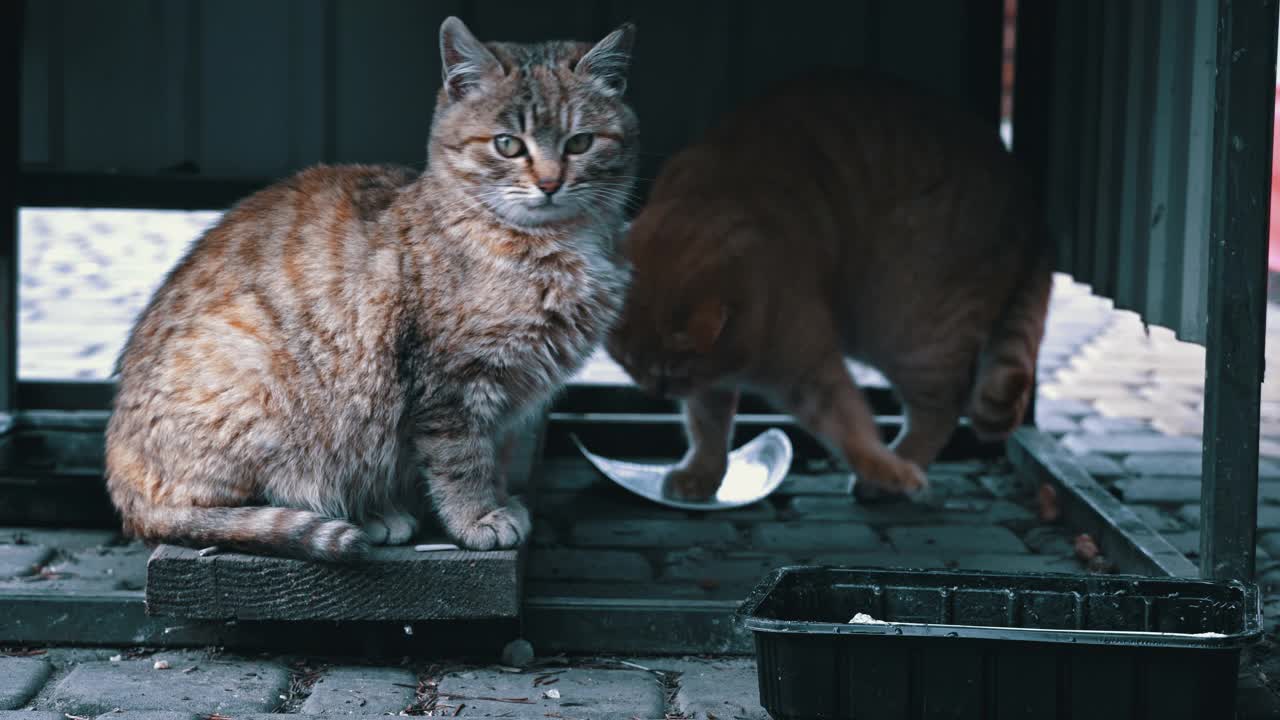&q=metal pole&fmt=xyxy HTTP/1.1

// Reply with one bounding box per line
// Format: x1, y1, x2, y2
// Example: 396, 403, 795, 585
0, 0, 22, 418
1200, 0, 1279, 581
